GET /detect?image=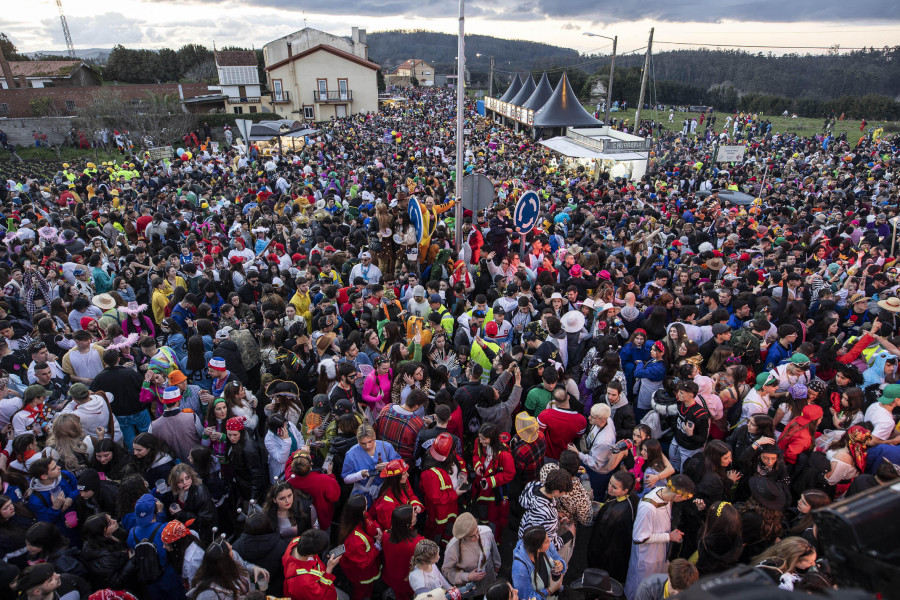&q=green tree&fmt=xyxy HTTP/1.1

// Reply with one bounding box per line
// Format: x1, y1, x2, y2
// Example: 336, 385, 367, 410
30, 97, 59, 117
0, 32, 27, 61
